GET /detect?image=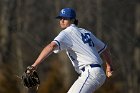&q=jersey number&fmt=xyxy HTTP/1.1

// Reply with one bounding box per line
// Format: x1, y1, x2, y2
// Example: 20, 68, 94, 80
81, 33, 94, 47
